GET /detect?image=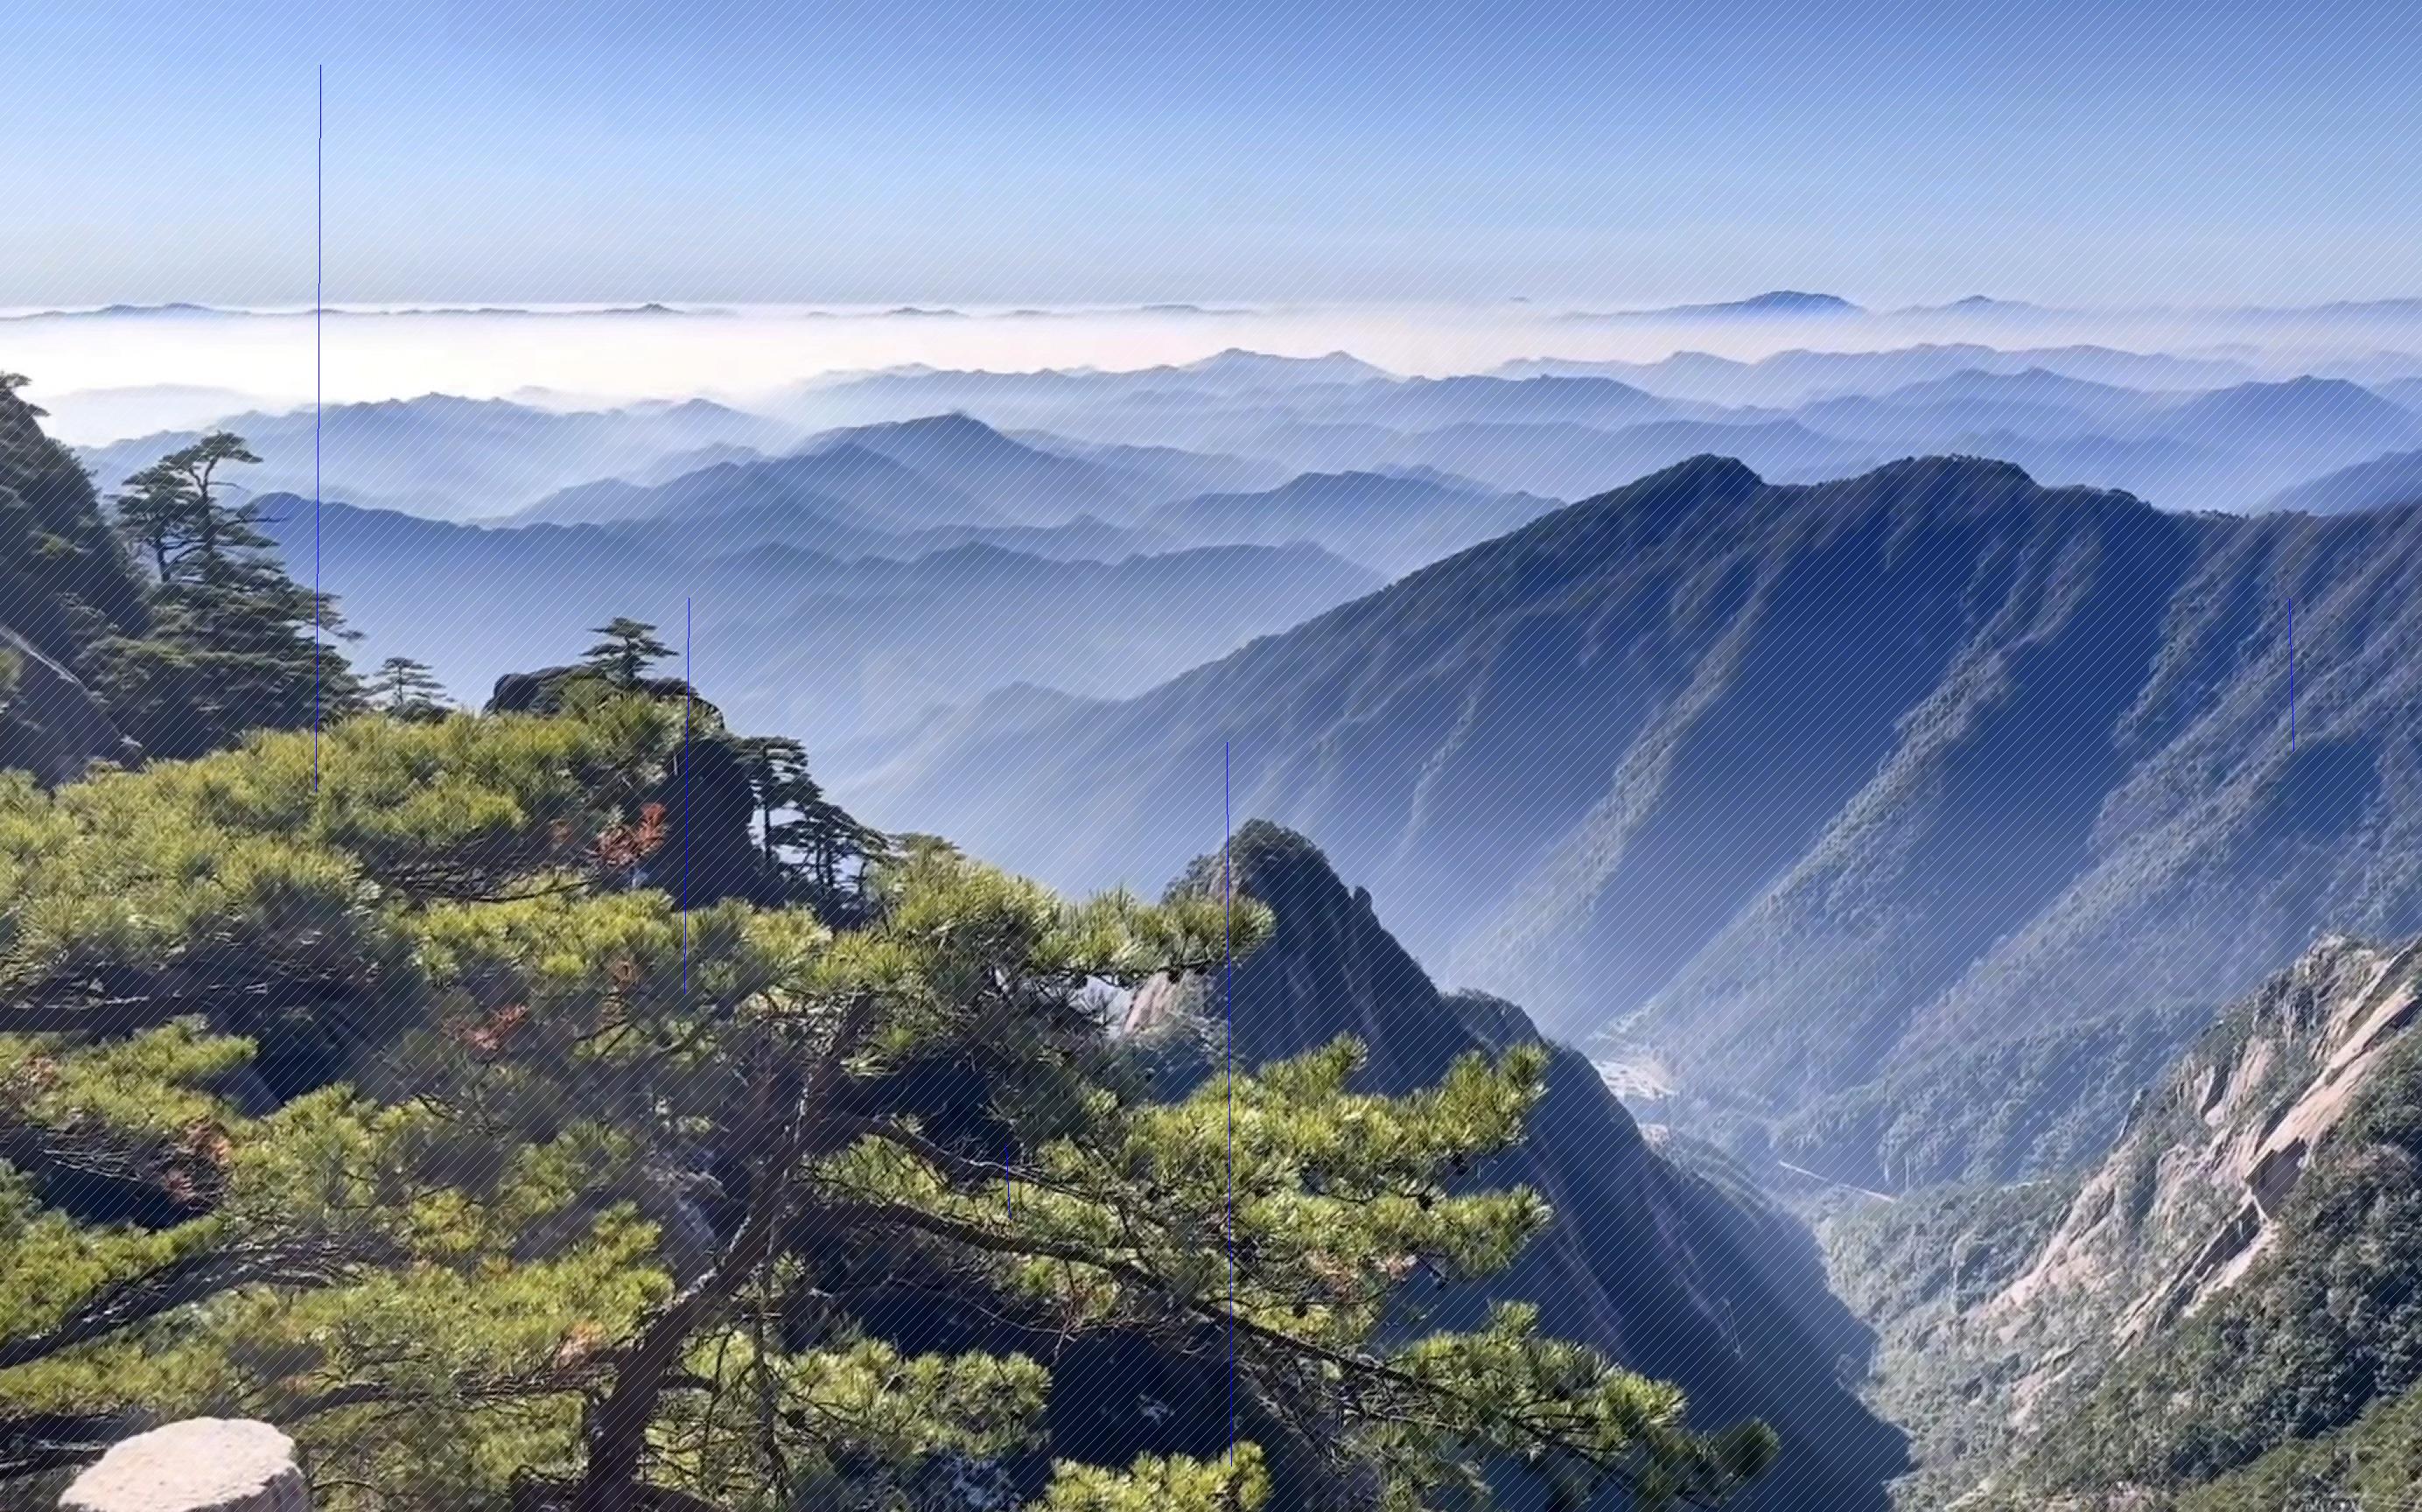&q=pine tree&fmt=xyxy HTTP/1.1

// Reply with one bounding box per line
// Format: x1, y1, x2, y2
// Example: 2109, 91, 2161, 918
0, 699, 1775, 1512
368, 655, 450, 721
87, 431, 360, 758
123, 432, 270, 589
108, 467, 193, 584
730, 734, 808, 865
582, 618, 675, 689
